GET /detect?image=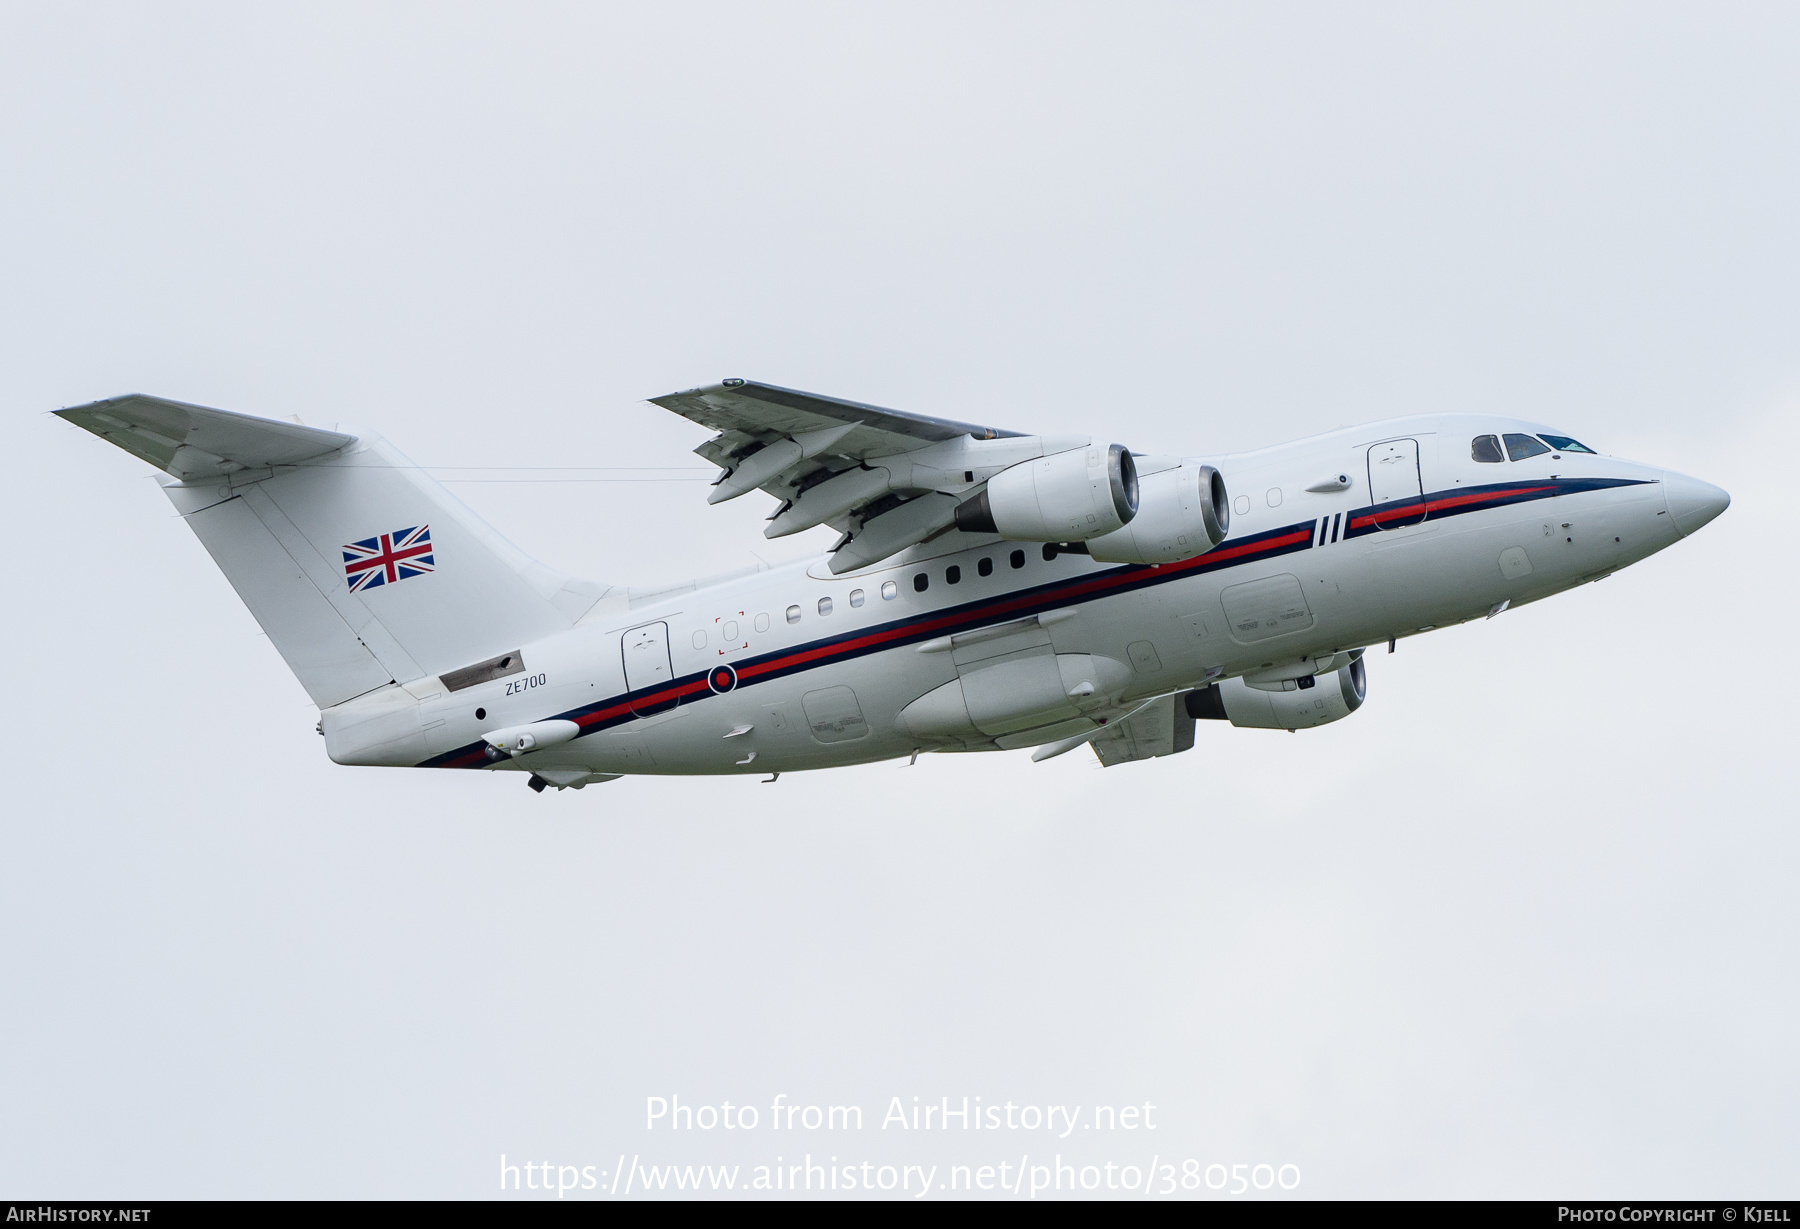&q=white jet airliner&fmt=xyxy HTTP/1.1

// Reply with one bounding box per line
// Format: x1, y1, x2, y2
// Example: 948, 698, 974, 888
58, 381, 1728, 790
